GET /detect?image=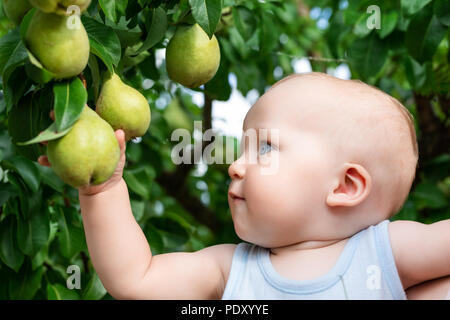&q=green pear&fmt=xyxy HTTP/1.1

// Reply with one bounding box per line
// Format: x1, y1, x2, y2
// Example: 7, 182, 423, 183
163, 98, 193, 132
8, 92, 53, 161
3, 0, 32, 25
28, 0, 91, 15
25, 10, 89, 79
47, 106, 120, 188
96, 72, 151, 141
166, 23, 220, 88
